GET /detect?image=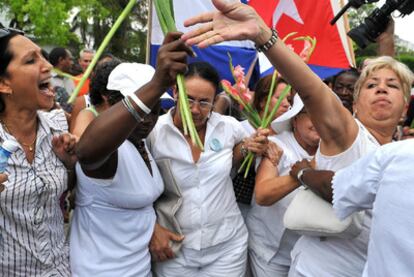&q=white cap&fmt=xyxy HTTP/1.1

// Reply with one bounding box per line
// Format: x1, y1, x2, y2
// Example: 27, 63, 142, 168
107, 62, 173, 100
2, 139, 20, 153
270, 93, 304, 133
